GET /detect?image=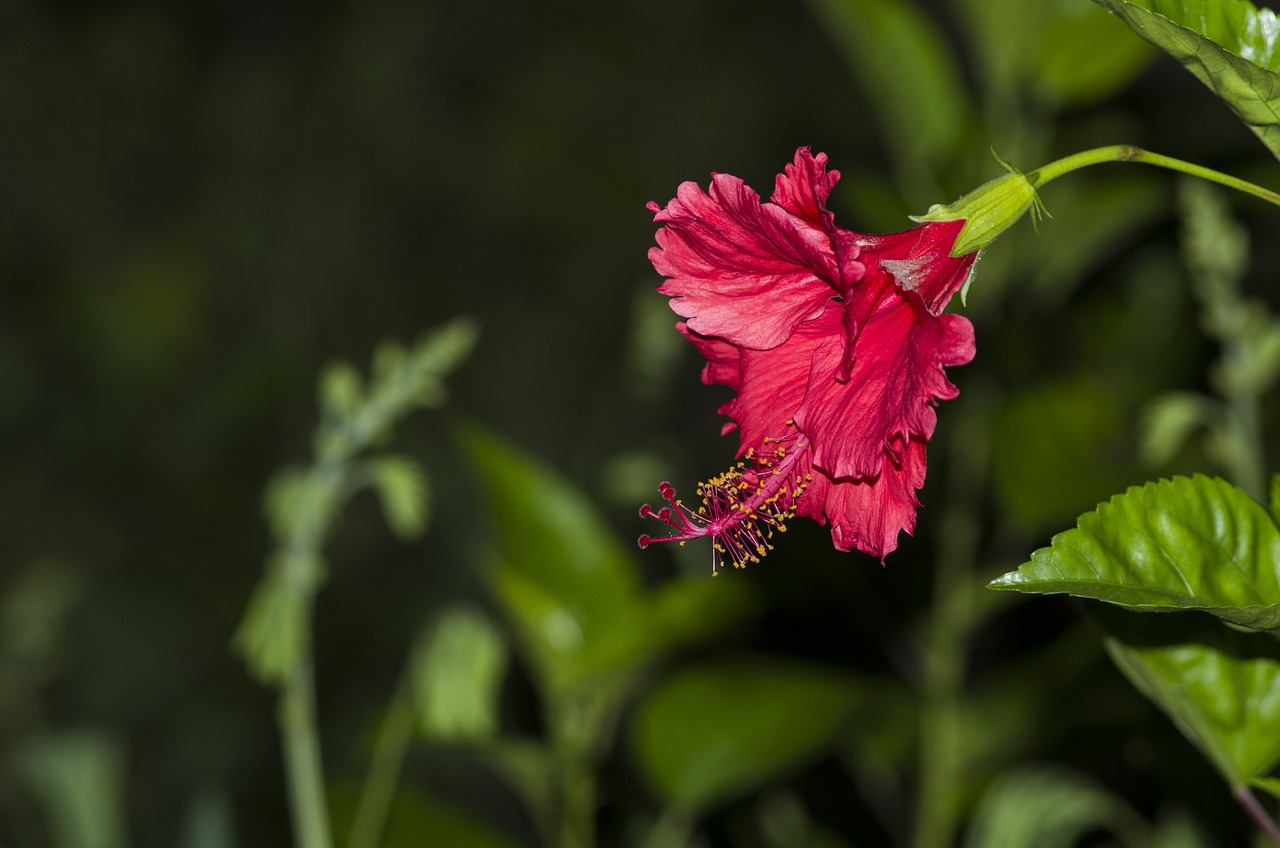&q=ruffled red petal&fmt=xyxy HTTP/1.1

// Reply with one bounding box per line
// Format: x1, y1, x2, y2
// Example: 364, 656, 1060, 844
649, 149, 864, 350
